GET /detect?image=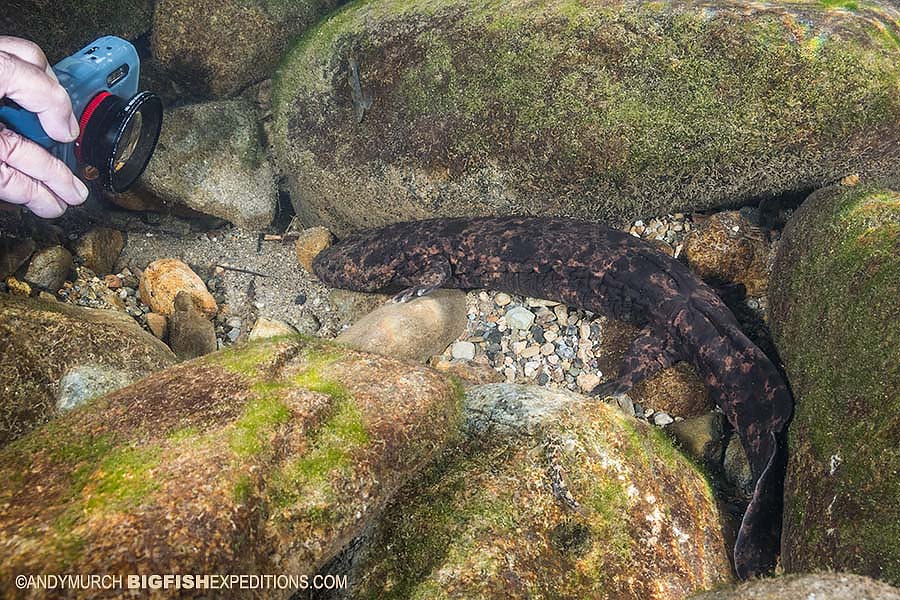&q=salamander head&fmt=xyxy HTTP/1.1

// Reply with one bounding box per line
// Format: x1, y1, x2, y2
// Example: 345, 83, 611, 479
311, 228, 405, 292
